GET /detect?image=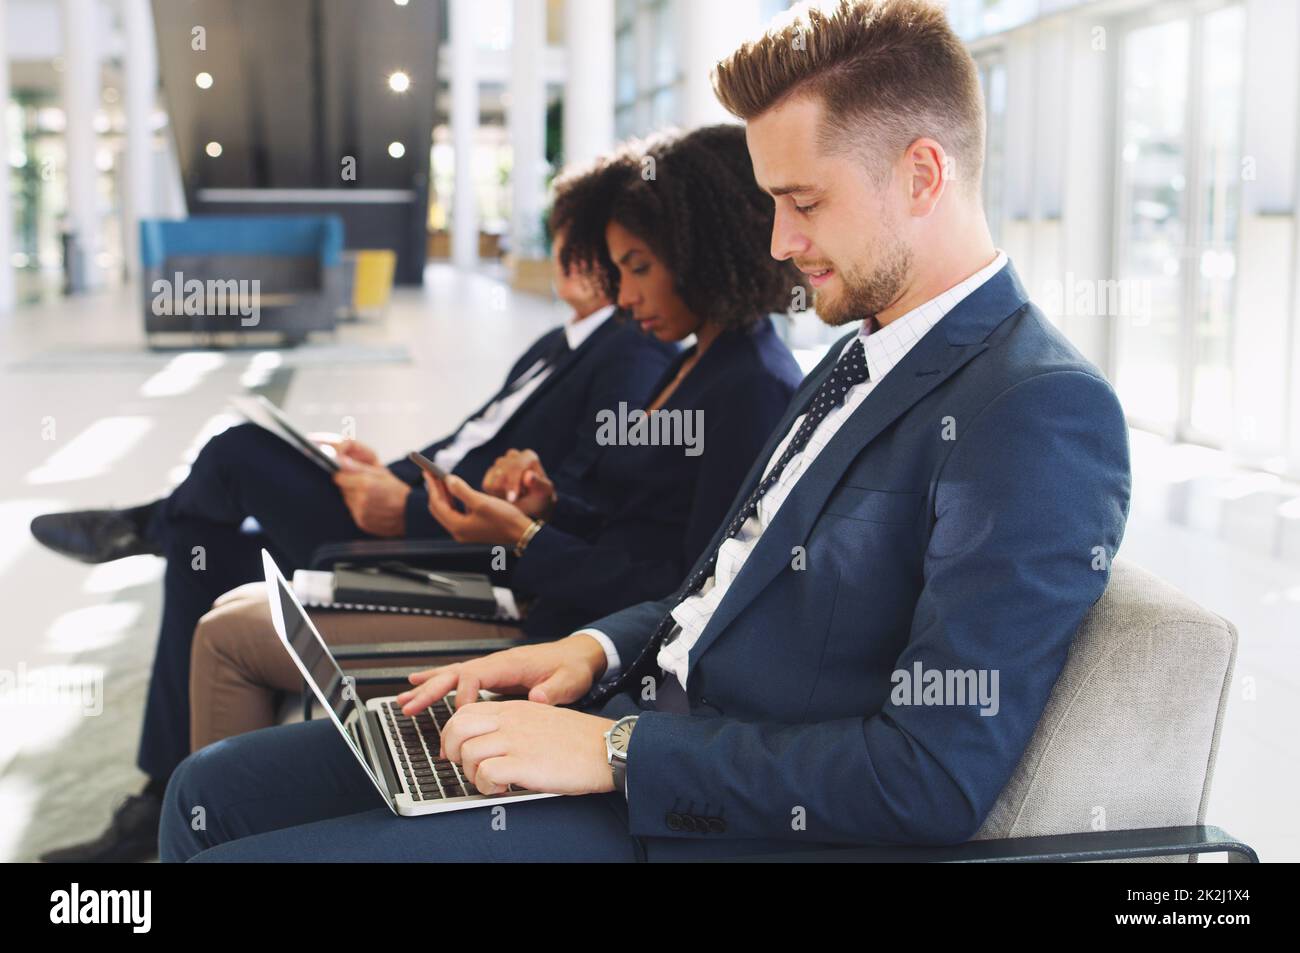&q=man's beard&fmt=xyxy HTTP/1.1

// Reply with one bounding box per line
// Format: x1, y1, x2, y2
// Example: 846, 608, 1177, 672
812, 237, 913, 327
